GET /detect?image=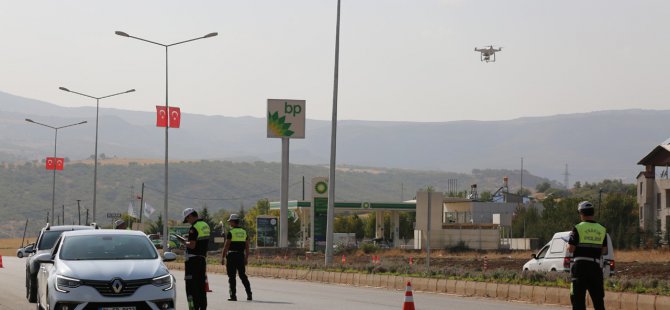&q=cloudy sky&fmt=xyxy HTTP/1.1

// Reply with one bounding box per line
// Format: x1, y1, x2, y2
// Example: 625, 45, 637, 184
1, 0, 668, 122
